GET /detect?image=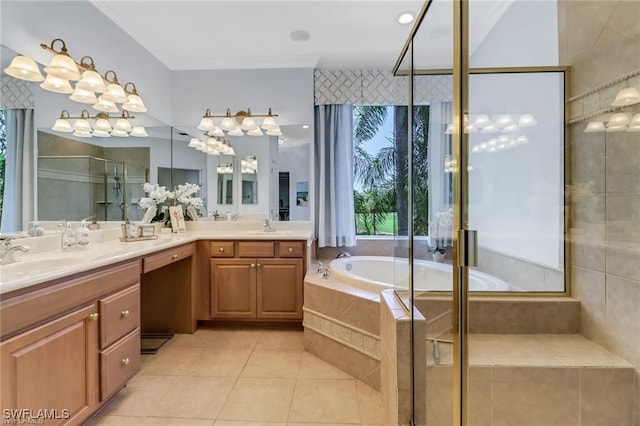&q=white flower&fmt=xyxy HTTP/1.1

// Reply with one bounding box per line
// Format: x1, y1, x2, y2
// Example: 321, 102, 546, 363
140, 183, 170, 210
